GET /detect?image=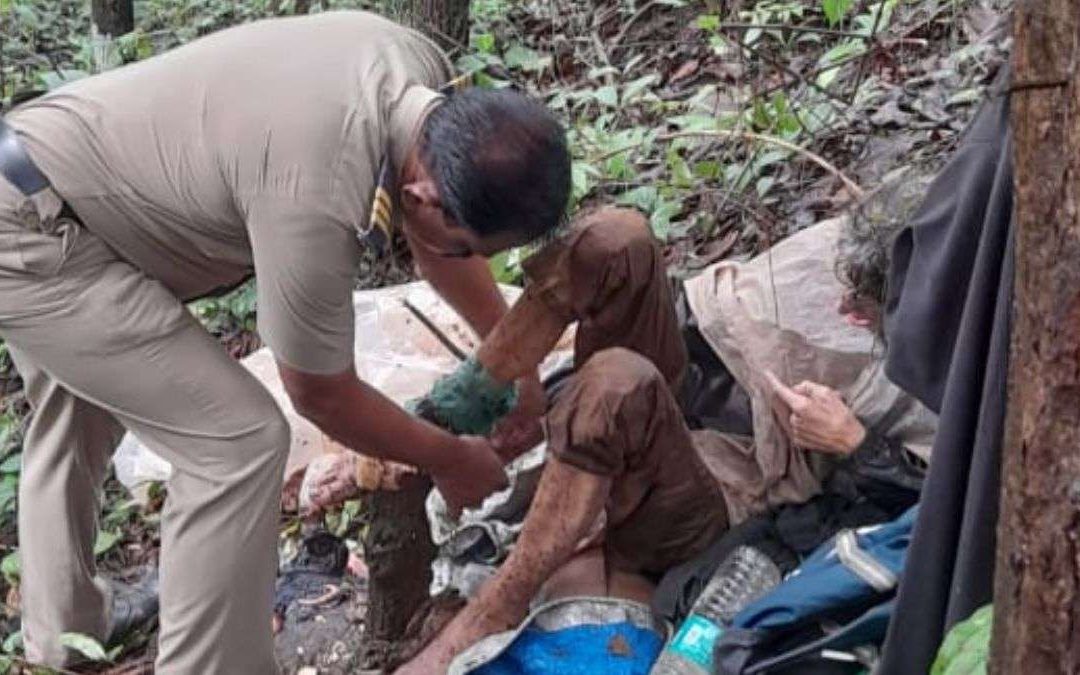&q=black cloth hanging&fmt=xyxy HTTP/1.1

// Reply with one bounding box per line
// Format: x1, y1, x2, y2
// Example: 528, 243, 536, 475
876, 68, 1014, 674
